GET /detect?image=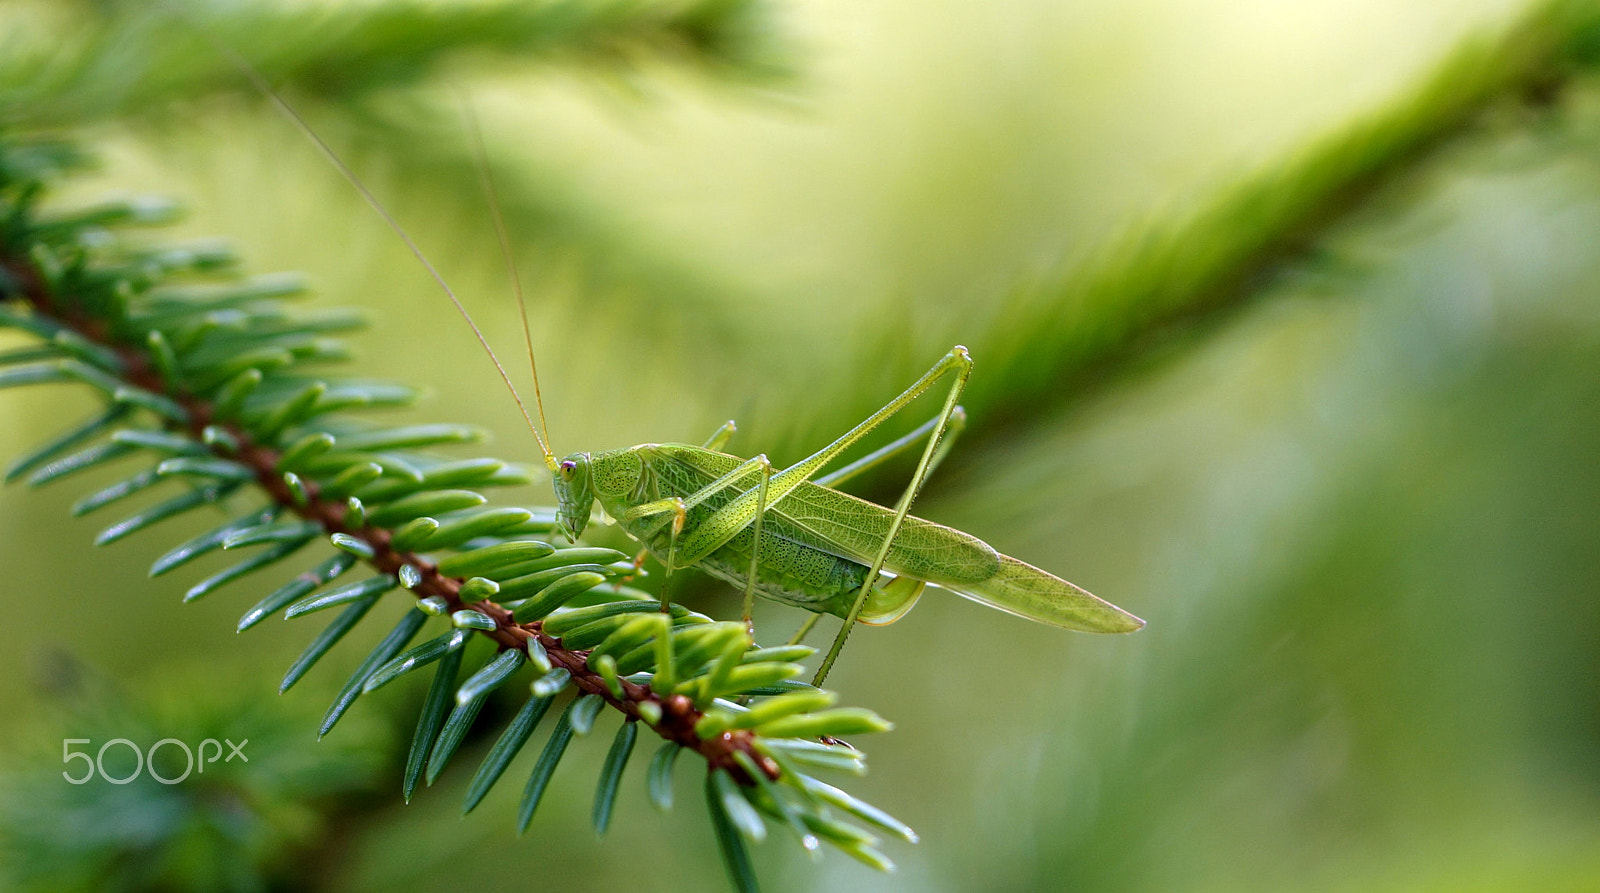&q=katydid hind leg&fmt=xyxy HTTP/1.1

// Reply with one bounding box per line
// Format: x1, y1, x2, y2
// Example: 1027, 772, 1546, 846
674, 348, 976, 569
816, 405, 967, 489
810, 347, 973, 686
623, 347, 973, 674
